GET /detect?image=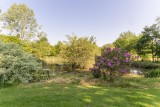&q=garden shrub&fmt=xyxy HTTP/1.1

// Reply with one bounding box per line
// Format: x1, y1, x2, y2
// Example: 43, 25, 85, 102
90, 48, 131, 81
90, 68, 101, 78
144, 69, 160, 78
61, 35, 100, 70
0, 42, 40, 85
